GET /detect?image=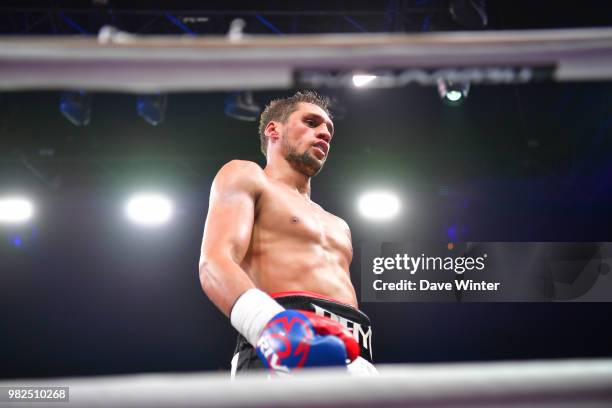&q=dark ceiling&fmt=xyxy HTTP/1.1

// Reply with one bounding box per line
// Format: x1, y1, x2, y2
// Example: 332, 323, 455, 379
1, 0, 611, 35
